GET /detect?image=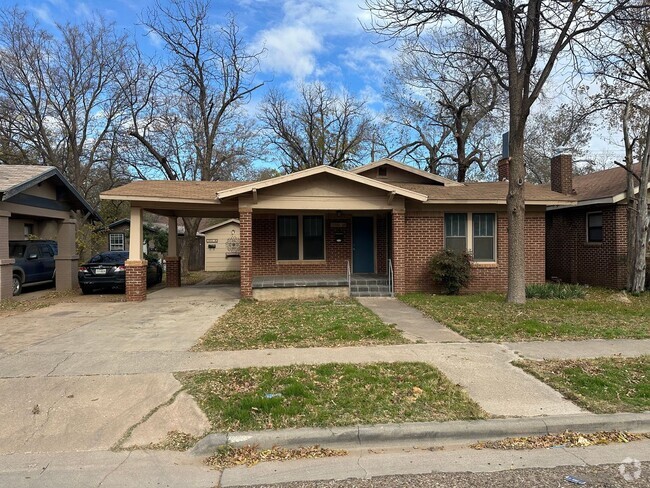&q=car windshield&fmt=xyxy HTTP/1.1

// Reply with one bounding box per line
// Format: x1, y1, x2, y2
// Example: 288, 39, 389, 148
9, 243, 27, 258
